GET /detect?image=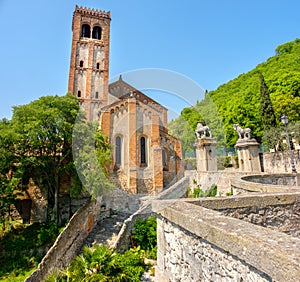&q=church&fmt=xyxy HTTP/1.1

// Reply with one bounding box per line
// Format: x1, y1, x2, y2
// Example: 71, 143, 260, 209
68, 6, 183, 194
